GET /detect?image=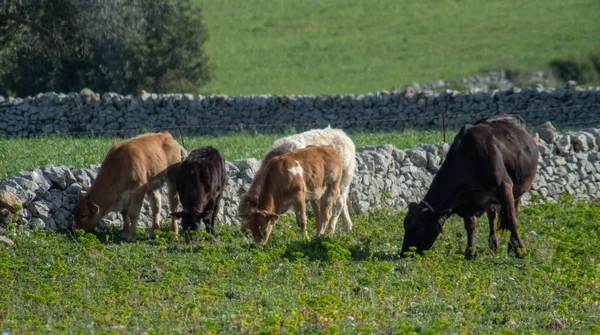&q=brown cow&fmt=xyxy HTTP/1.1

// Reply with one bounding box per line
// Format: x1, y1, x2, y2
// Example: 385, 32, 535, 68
246, 146, 343, 244
401, 113, 539, 259
72, 132, 181, 242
